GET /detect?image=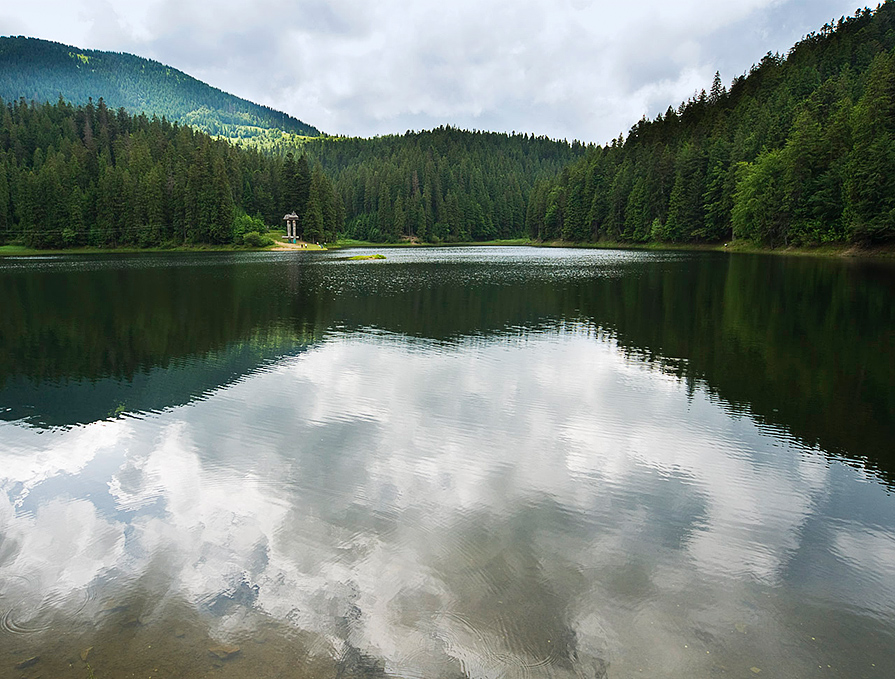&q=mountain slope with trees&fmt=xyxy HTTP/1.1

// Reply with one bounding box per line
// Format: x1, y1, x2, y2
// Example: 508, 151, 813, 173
0, 98, 340, 248
301, 128, 588, 243
0, 36, 319, 142
6, 2, 895, 250
527, 1, 895, 247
